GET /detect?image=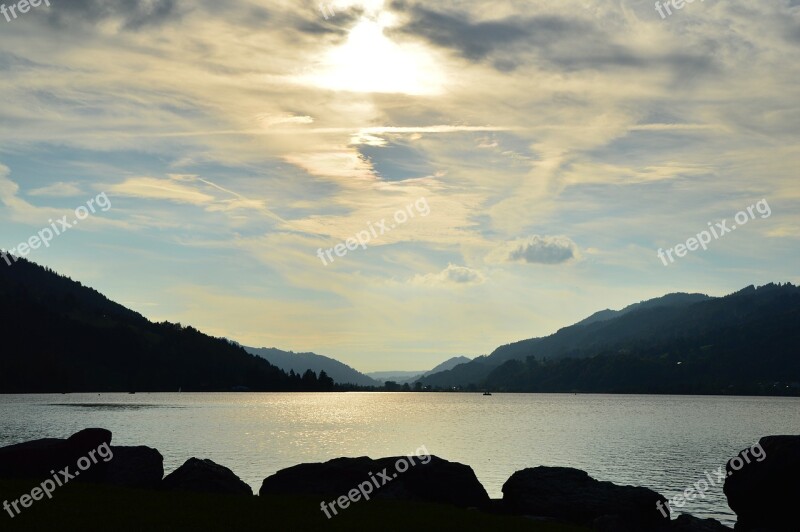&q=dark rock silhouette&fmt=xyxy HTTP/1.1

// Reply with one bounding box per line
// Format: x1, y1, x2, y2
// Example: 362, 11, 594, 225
66, 428, 113, 452
103, 446, 163, 488
502, 466, 670, 530
724, 435, 800, 531
163, 458, 252, 495
260, 455, 490, 508
0, 428, 160, 488
0, 428, 111, 481
11, 427, 797, 531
